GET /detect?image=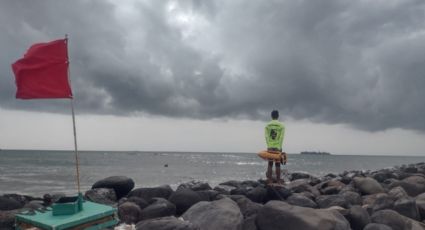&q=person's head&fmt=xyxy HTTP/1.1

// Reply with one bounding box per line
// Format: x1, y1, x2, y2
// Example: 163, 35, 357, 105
271, 110, 279, 120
